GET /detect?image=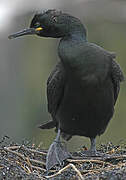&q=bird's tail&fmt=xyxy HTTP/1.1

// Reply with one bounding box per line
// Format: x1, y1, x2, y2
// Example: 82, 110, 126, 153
38, 120, 56, 129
